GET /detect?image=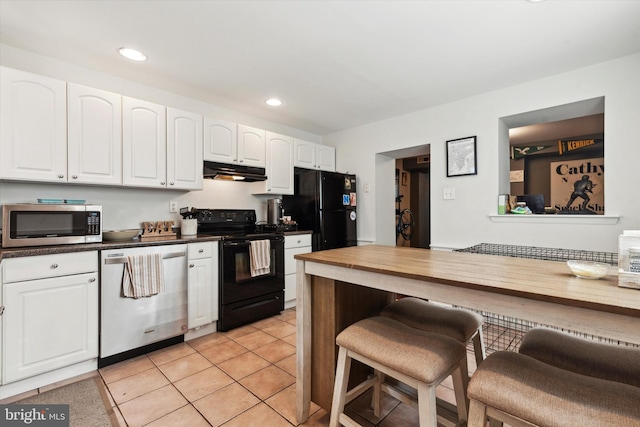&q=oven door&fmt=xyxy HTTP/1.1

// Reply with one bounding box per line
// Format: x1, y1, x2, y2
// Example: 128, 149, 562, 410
220, 235, 285, 304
